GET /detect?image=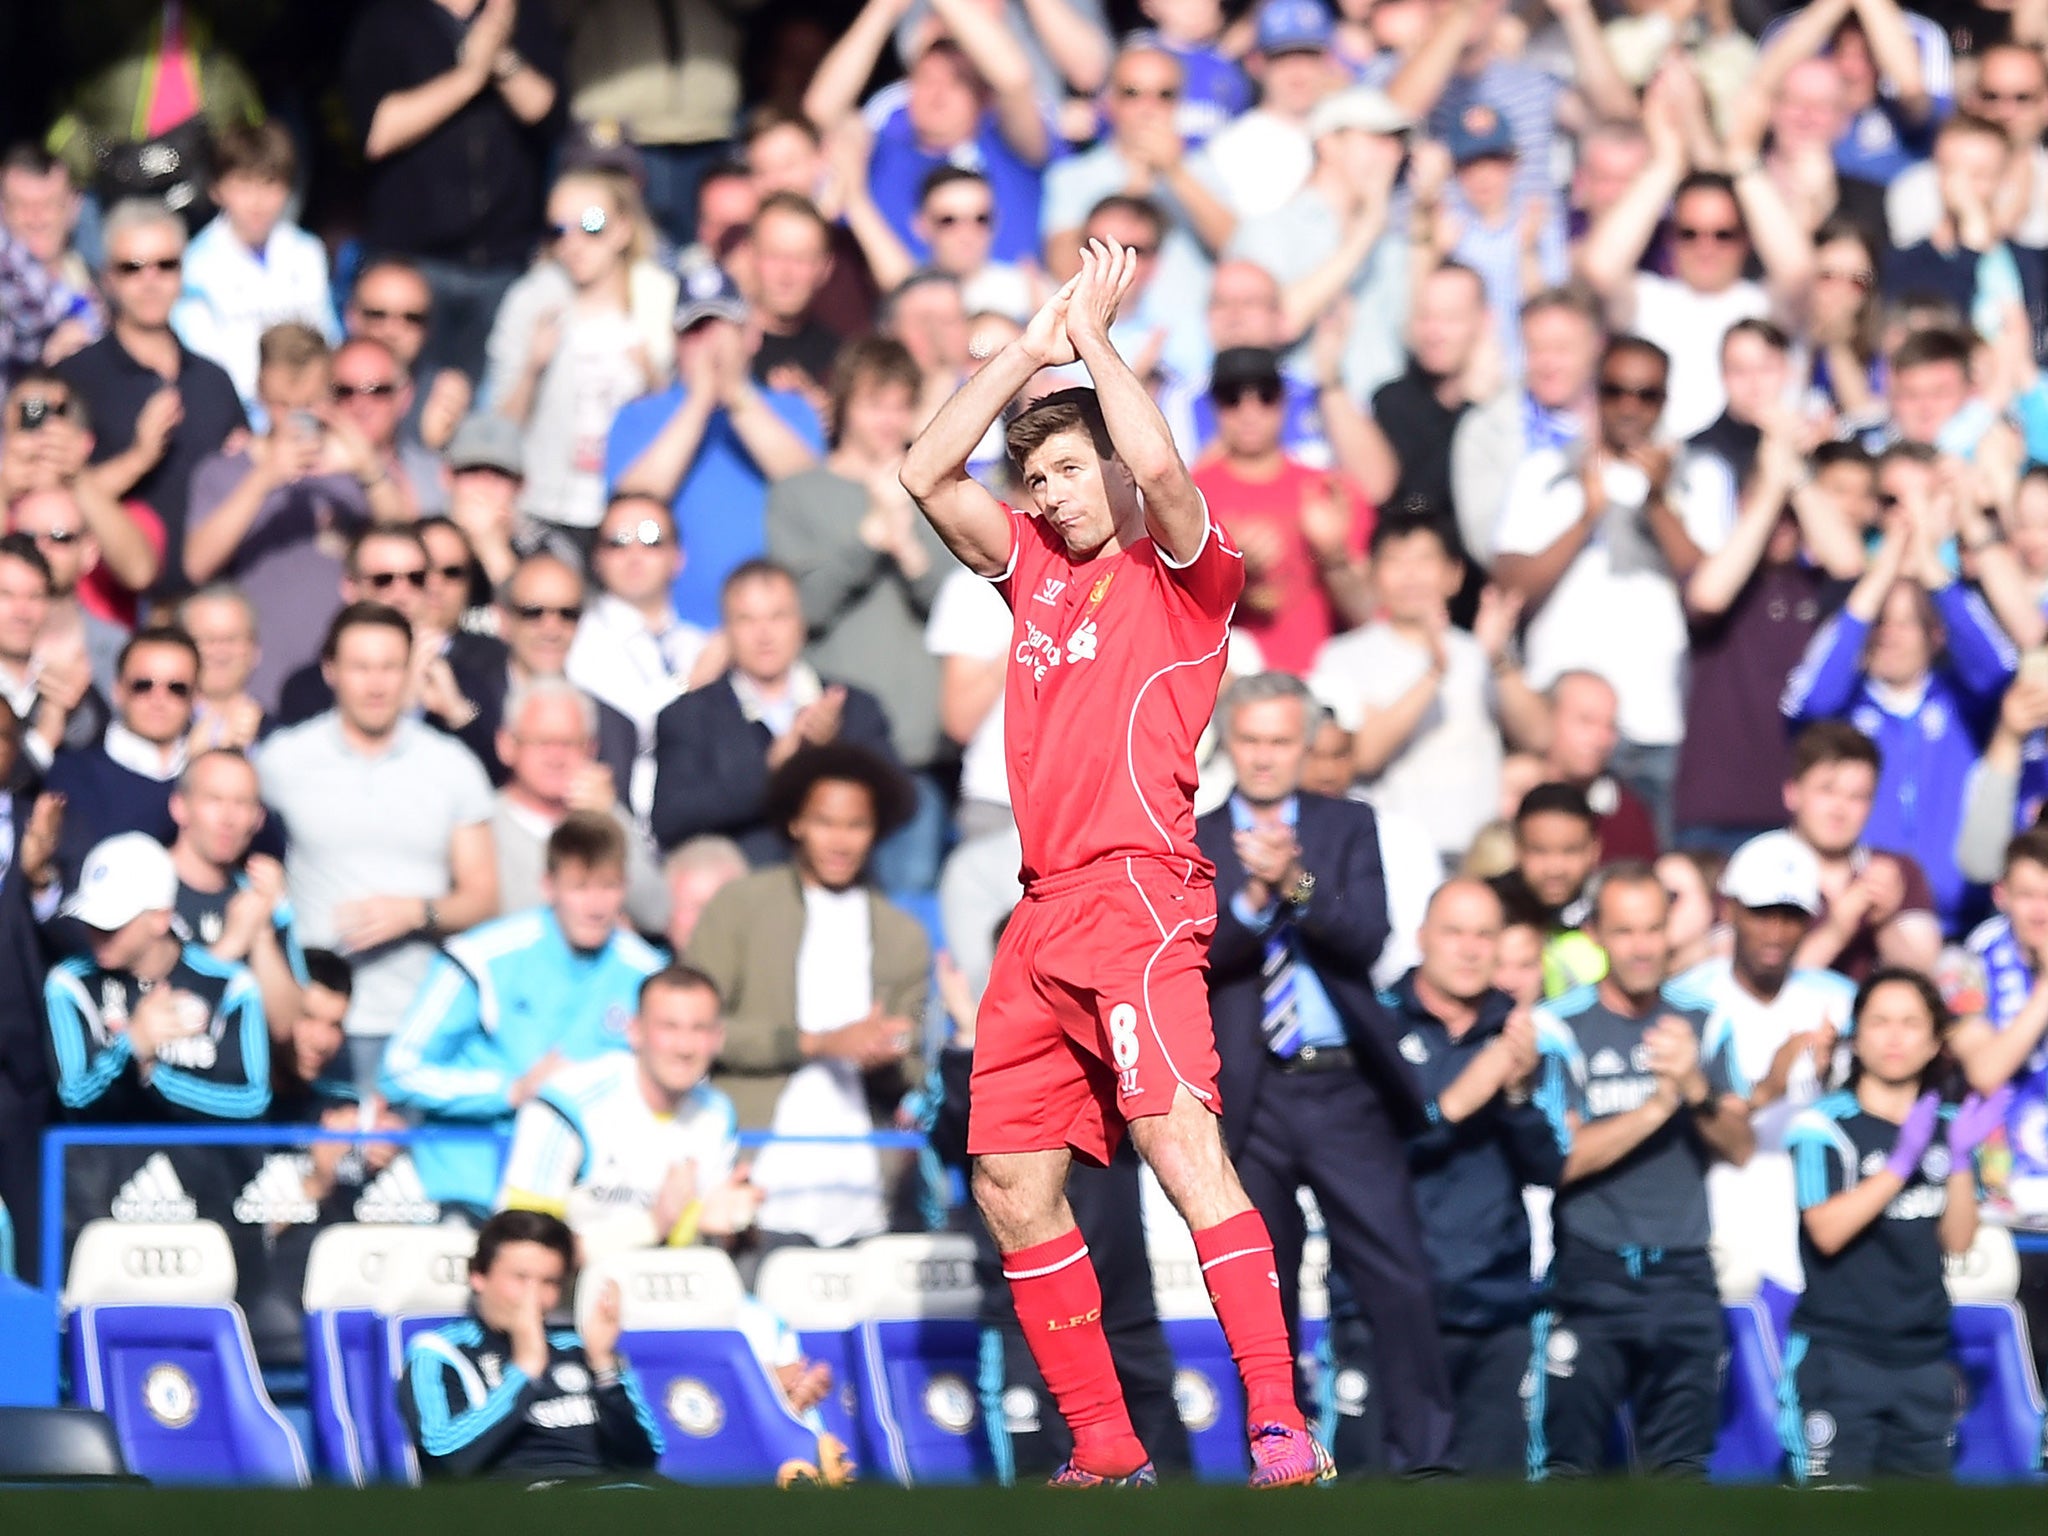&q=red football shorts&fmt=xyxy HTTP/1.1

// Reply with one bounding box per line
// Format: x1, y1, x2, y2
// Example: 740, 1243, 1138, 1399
967, 856, 1222, 1166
